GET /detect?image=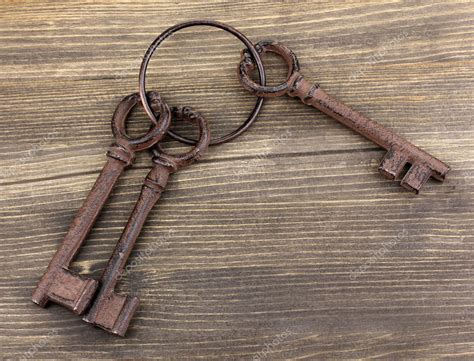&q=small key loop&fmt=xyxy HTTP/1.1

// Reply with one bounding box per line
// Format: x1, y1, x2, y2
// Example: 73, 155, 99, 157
111, 91, 170, 152
152, 106, 211, 172
239, 40, 300, 97
138, 20, 266, 146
